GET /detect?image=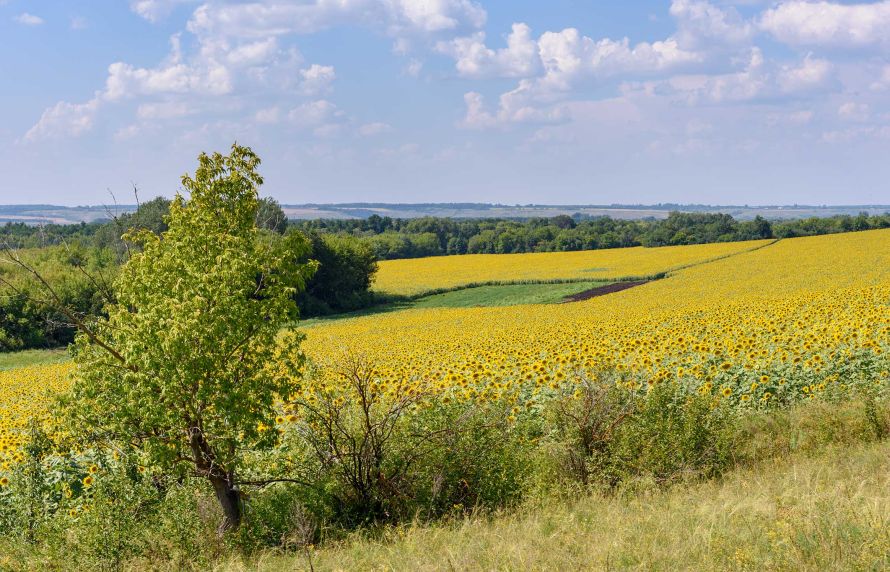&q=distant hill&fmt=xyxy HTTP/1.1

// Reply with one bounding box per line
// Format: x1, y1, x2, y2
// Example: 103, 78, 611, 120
1, 202, 888, 225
